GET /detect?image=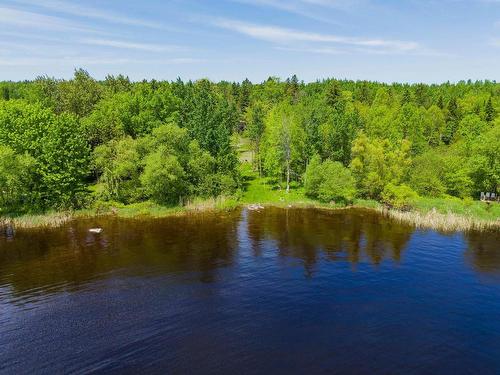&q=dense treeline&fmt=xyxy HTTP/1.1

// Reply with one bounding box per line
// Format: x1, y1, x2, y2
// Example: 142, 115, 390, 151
0, 70, 498, 213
